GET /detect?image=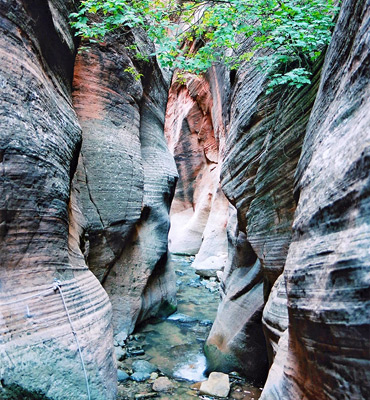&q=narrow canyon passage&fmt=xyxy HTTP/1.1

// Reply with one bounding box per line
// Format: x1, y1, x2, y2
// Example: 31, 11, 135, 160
115, 255, 263, 400
0, 1, 369, 399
